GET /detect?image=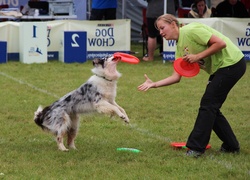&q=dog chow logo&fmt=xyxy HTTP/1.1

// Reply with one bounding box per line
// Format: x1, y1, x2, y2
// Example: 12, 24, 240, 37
88, 23, 115, 47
